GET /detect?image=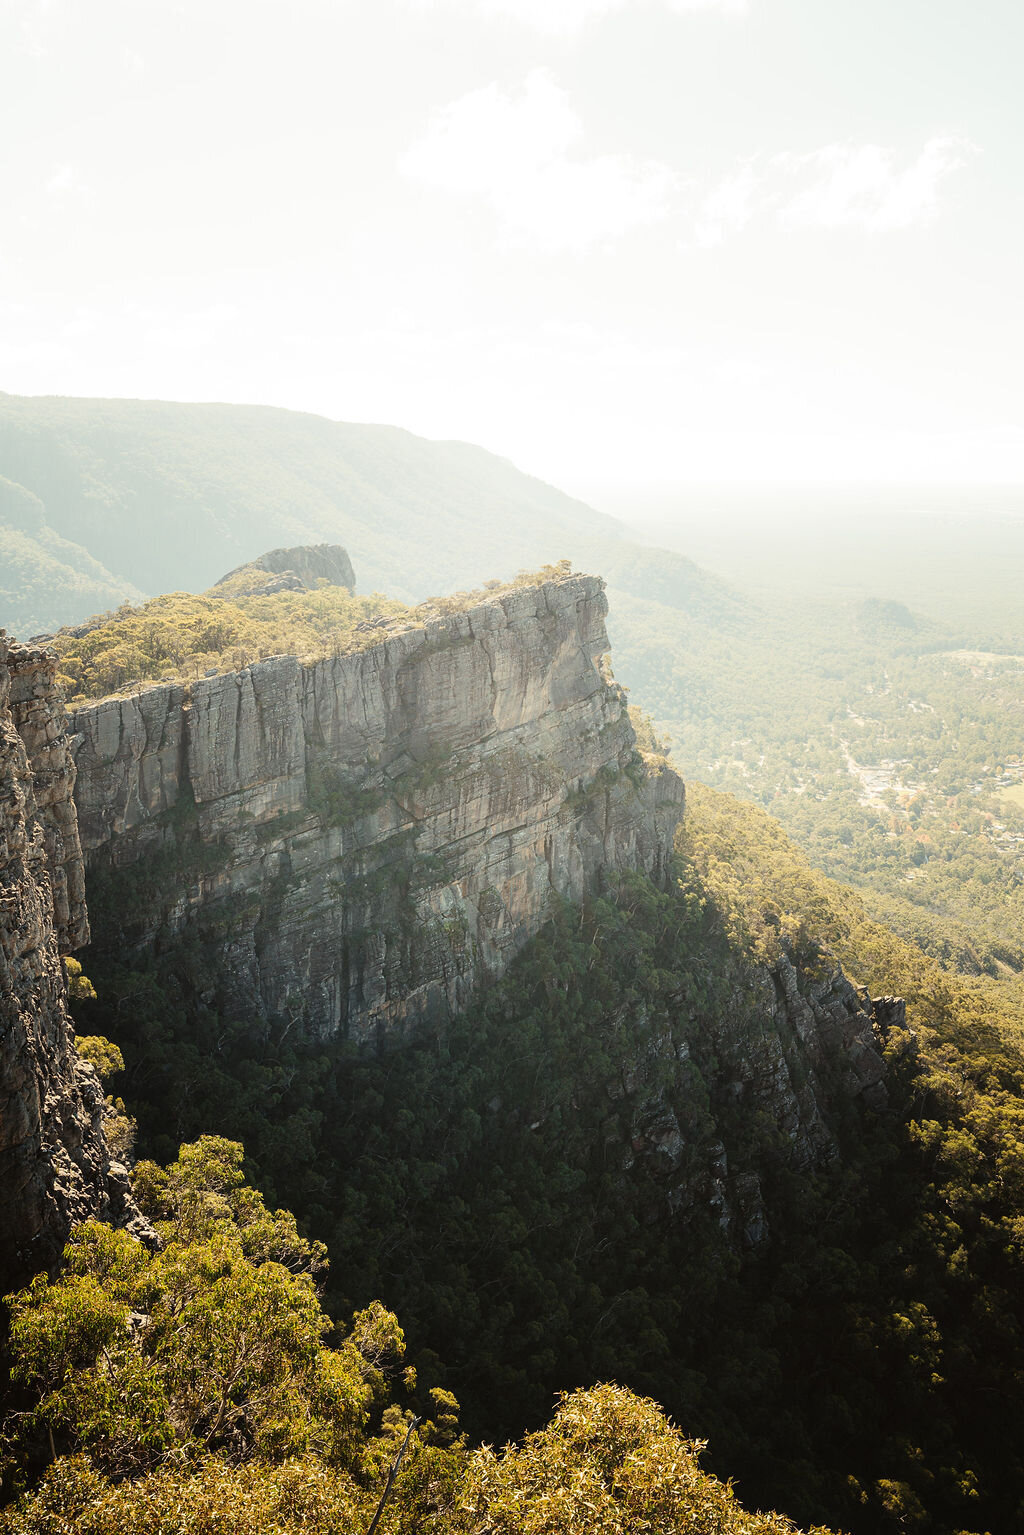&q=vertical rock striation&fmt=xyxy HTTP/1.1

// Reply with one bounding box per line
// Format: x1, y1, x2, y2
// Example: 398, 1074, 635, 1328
0, 637, 135, 1294
70, 573, 684, 1040
7, 644, 89, 954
